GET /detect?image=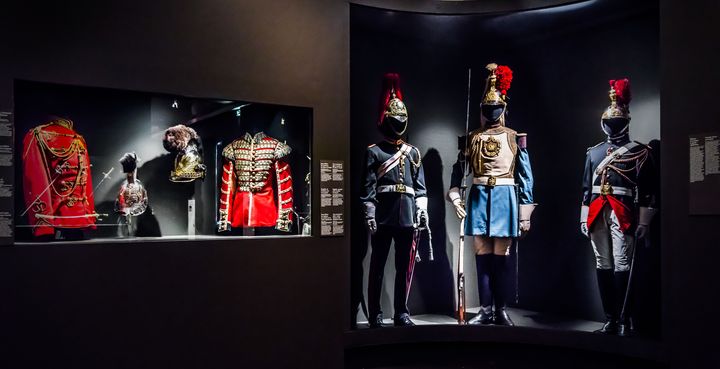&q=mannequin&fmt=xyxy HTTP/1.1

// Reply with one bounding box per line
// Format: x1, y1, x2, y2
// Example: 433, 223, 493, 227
580, 78, 658, 336
360, 73, 428, 327
447, 64, 535, 326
